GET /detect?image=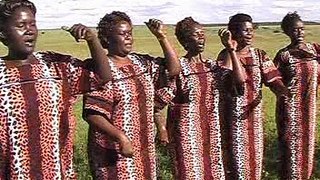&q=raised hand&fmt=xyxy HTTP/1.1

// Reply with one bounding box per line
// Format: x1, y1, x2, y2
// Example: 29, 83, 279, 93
218, 28, 237, 50
62, 24, 96, 42
145, 18, 167, 40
